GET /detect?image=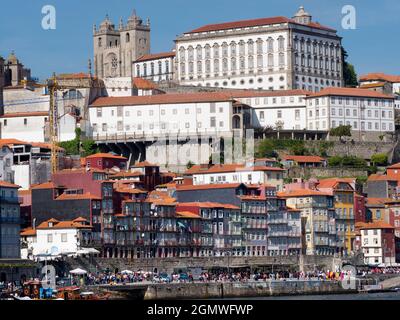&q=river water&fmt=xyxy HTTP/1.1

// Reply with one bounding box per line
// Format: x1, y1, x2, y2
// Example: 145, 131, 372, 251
226, 291, 400, 300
